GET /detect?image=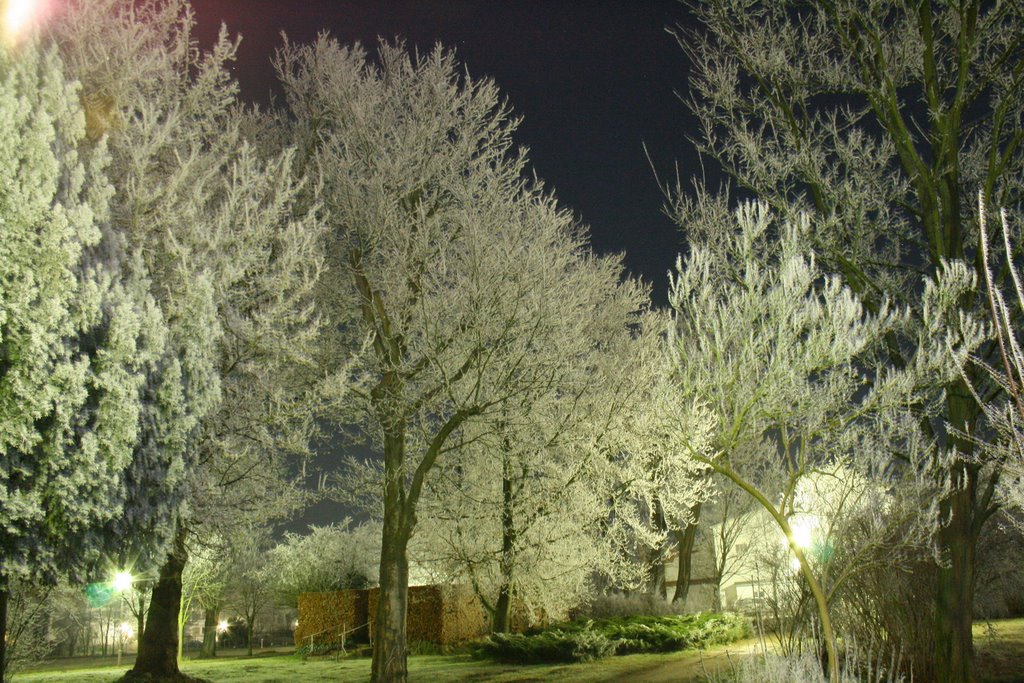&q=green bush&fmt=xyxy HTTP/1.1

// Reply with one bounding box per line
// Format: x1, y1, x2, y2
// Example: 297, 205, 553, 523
471, 611, 750, 663
470, 629, 617, 663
